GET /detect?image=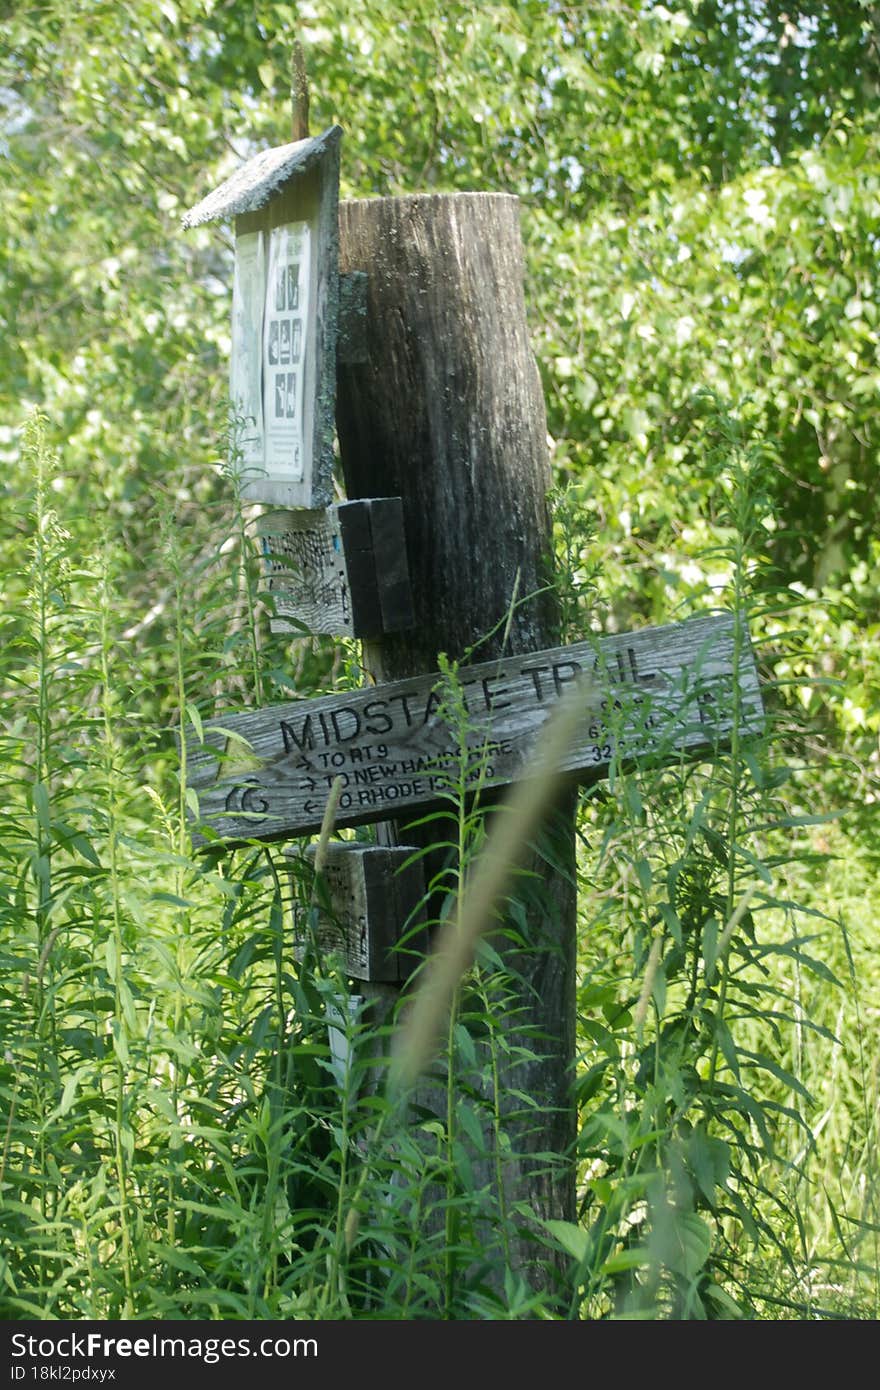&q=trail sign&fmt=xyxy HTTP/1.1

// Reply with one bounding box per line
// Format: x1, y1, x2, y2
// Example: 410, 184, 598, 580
289, 842, 427, 982
186, 612, 763, 848
182, 125, 343, 509
258, 498, 414, 638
